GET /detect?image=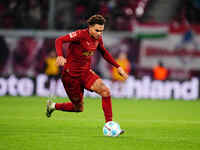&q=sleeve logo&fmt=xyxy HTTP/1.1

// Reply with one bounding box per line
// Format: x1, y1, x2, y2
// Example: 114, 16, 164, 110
69, 31, 77, 38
